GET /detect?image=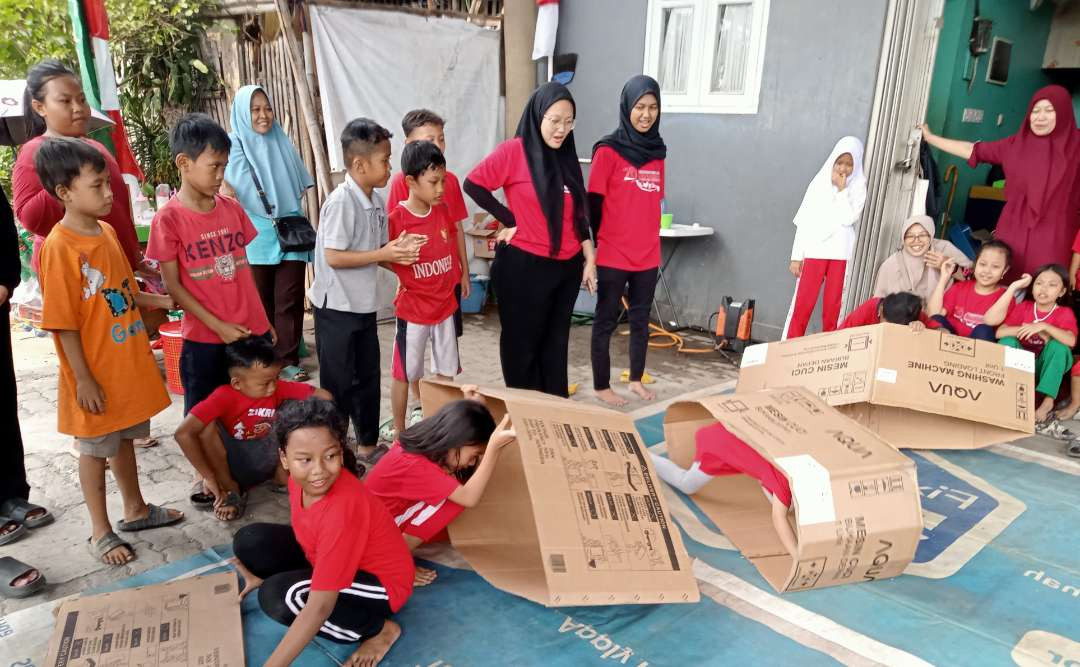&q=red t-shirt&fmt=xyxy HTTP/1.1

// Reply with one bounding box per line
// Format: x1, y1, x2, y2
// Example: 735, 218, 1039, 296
467, 137, 581, 260
388, 204, 459, 324
587, 147, 663, 271
942, 281, 1012, 337
364, 444, 464, 541
189, 380, 315, 440
1071, 227, 1080, 284
289, 470, 414, 608
146, 195, 270, 343
389, 170, 467, 276
693, 423, 792, 507
1003, 300, 1078, 353
12, 135, 141, 273
840, 297, 930, 329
